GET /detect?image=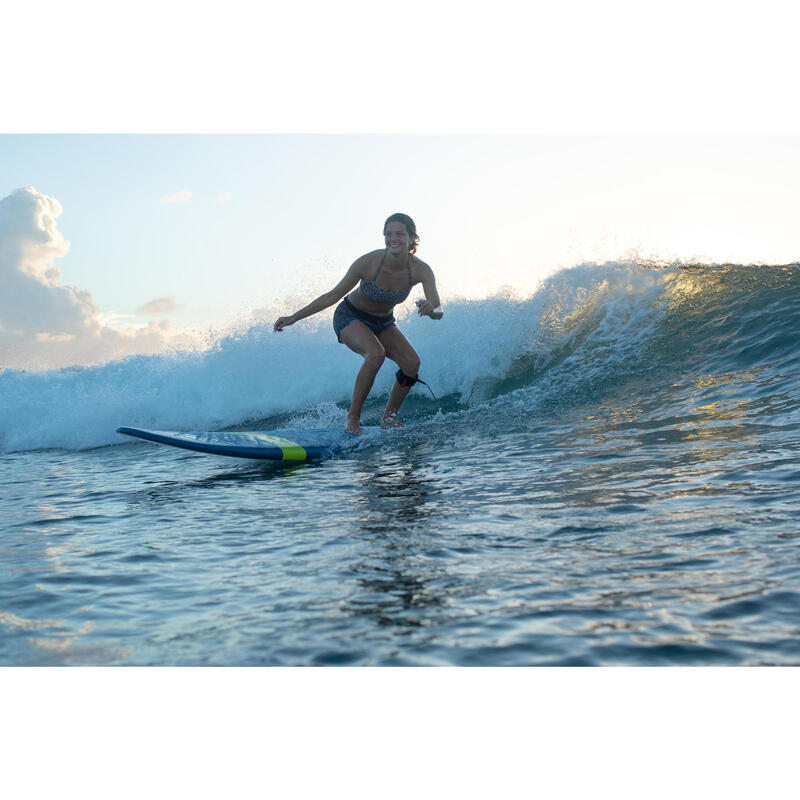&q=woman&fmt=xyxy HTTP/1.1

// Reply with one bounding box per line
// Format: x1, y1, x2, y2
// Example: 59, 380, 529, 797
274, 213, 443, 434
